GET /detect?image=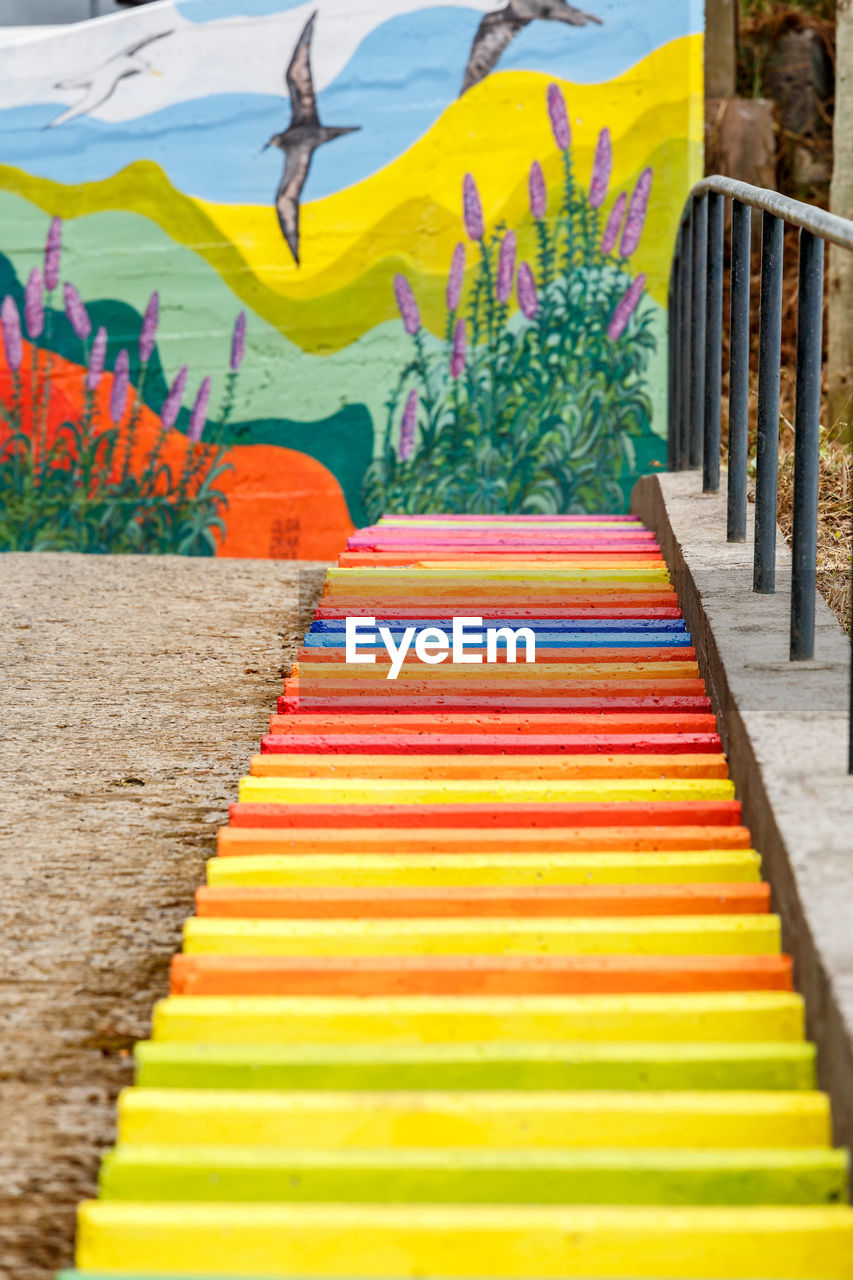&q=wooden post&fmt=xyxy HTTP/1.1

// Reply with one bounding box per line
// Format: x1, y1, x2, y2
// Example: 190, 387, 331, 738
704, 0, 738, 99
828, 0, 853, 434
